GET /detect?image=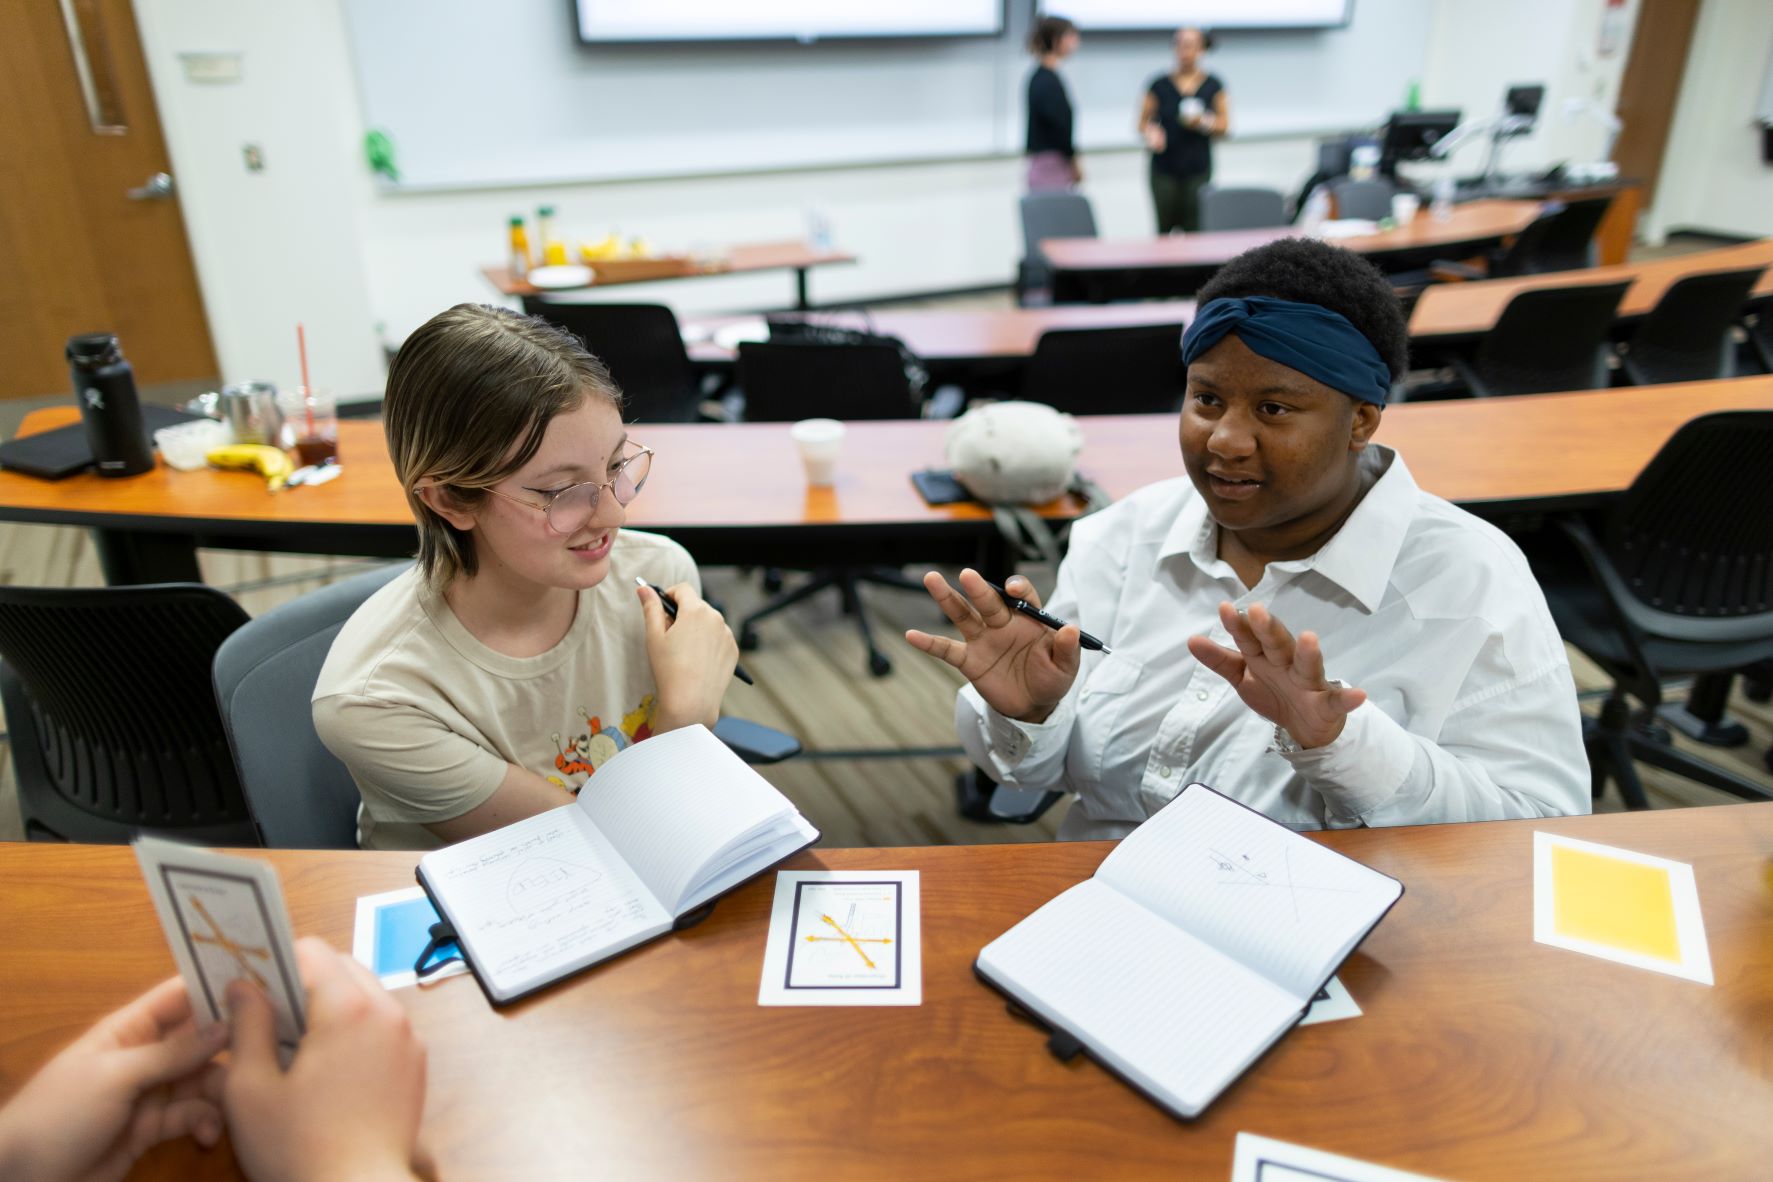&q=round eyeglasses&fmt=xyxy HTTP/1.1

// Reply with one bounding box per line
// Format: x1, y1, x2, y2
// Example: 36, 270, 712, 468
482, 443, 653, 534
